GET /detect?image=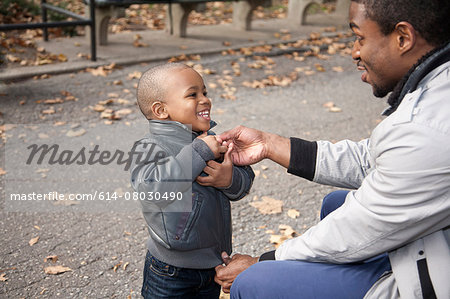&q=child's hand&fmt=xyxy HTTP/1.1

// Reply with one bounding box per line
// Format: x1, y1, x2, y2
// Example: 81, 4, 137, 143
196, 143, 234, 188
198, 132, 228, 159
